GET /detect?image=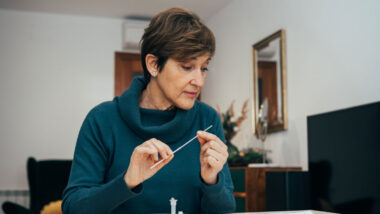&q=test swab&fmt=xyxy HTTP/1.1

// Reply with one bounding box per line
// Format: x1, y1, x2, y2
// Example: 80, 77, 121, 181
150, 125, 213, 169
